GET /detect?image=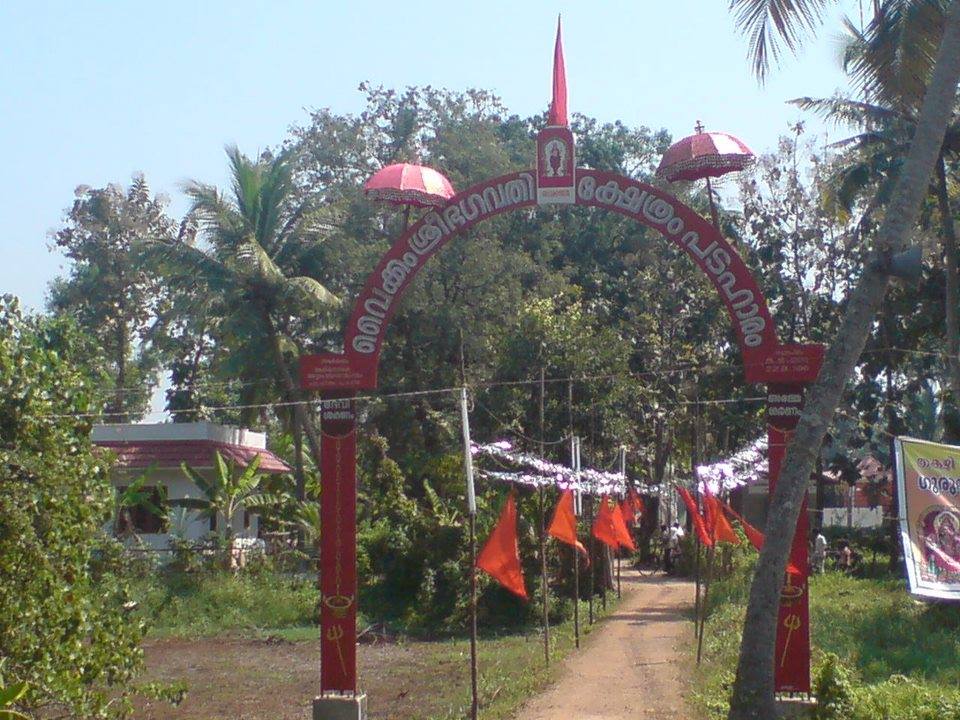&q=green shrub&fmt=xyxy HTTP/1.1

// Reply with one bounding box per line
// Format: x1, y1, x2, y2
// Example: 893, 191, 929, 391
0, 301, 157, 718
813, 653, 854, 720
